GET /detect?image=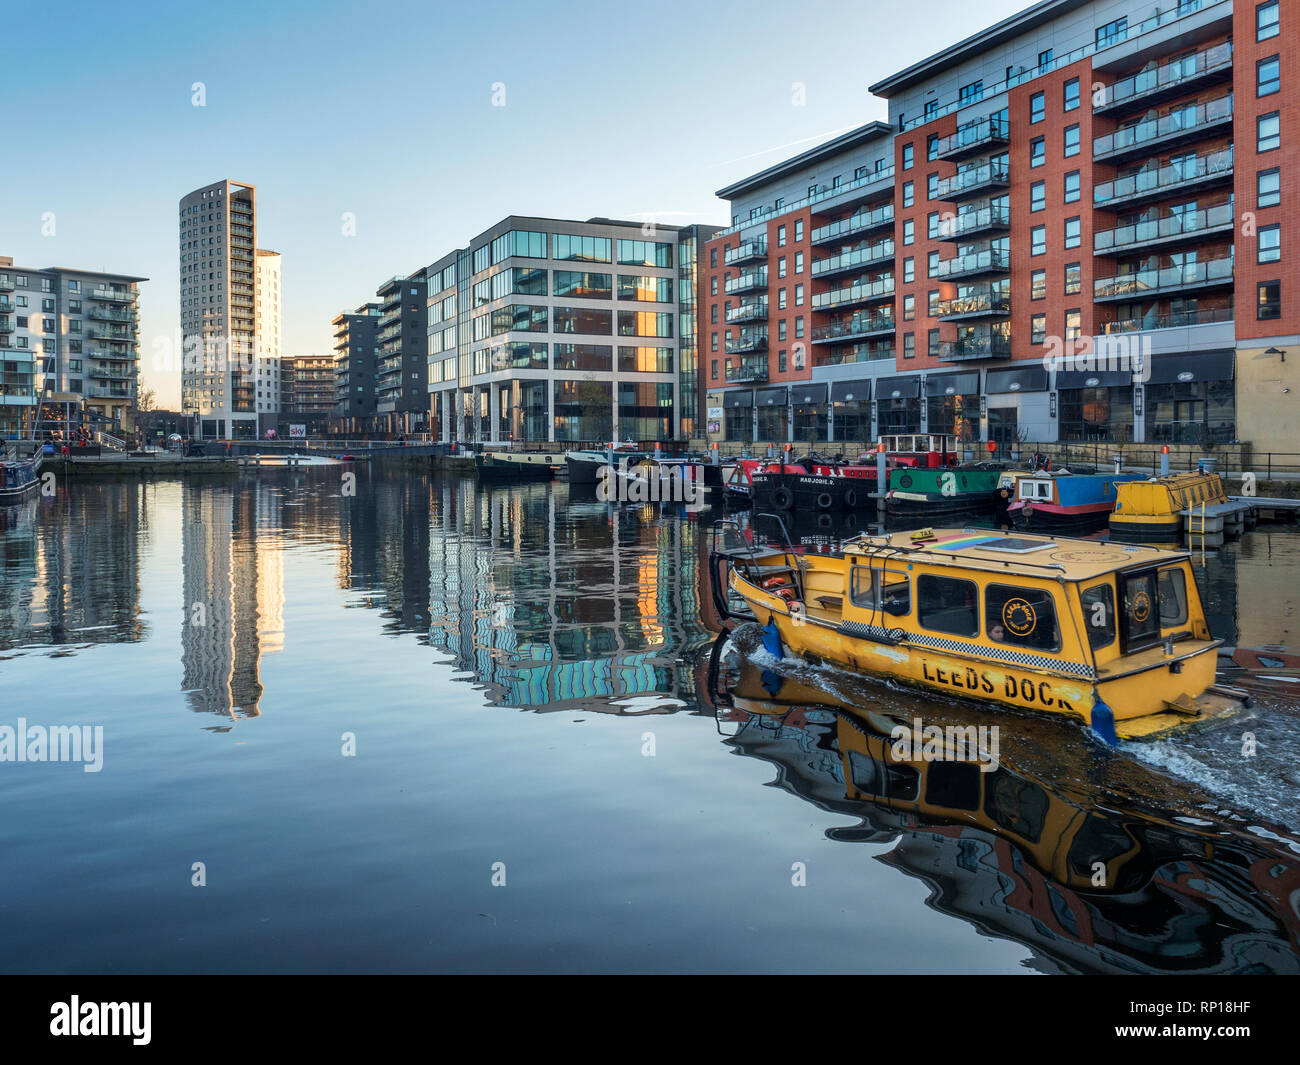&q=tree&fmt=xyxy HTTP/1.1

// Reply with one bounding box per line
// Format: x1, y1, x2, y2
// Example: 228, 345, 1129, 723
133, 386, 157, 440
